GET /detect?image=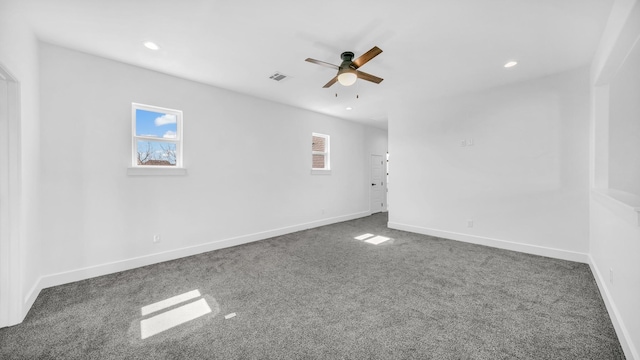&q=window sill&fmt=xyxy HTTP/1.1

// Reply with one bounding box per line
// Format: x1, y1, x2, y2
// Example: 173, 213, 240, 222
127, 167, 188, 176
592, 188, 640, 226
311, 169, 331, 175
